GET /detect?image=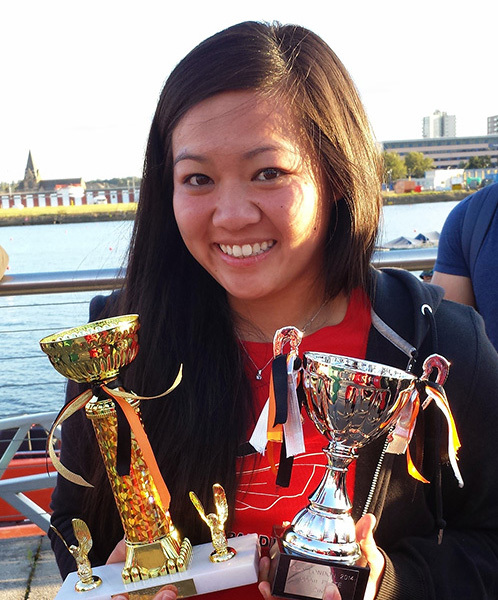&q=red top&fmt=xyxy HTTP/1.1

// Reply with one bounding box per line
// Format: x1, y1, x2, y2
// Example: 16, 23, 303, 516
207, 288, 371, 599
